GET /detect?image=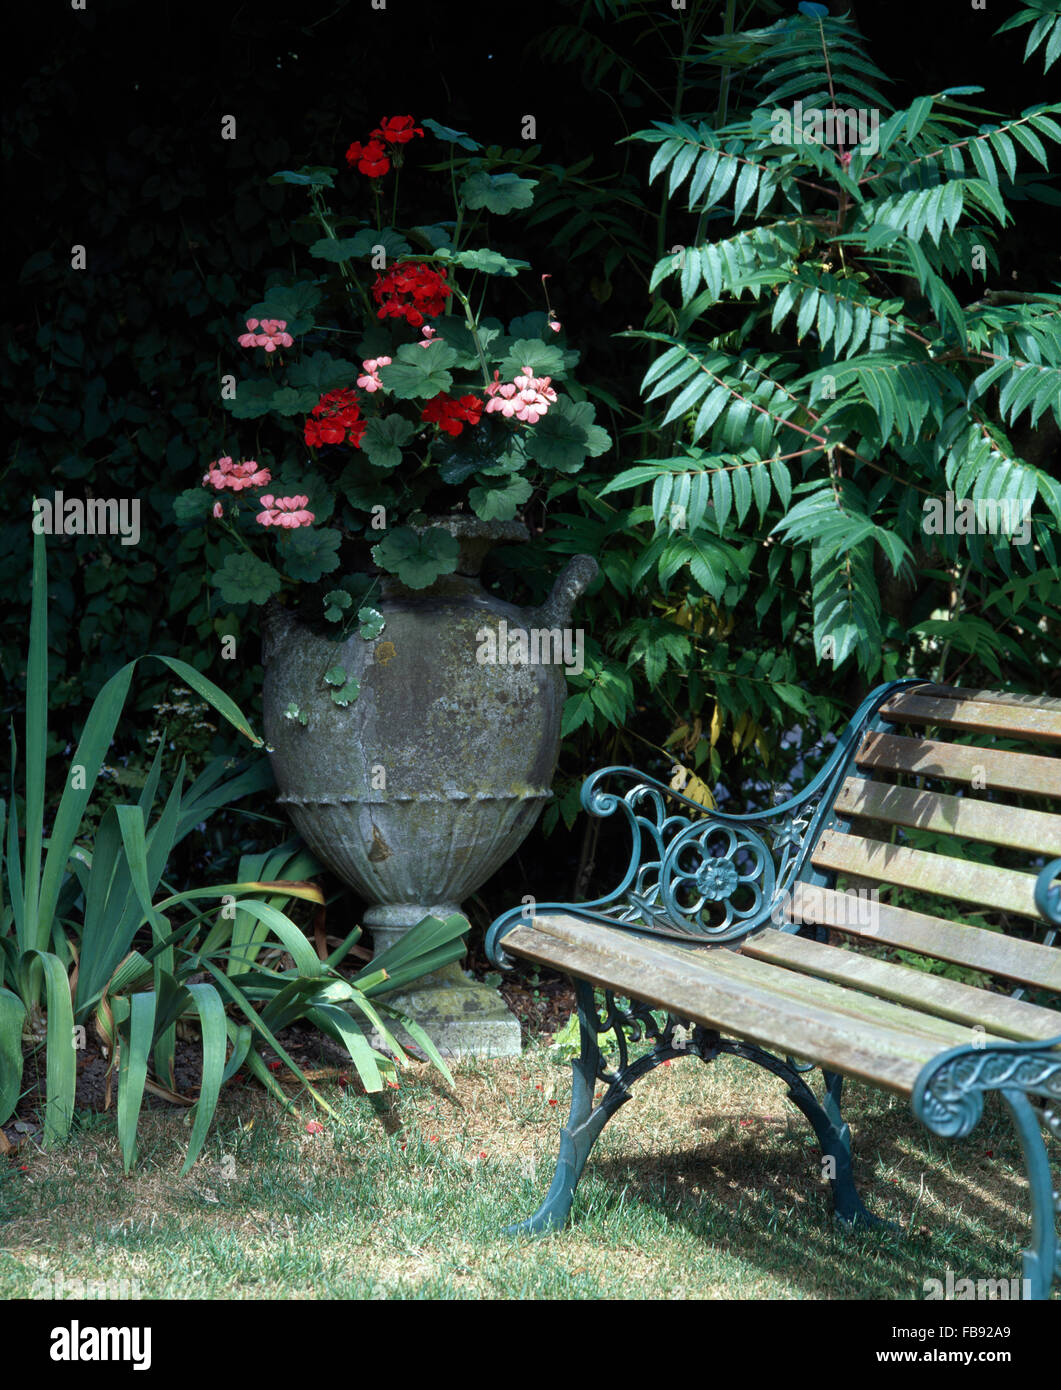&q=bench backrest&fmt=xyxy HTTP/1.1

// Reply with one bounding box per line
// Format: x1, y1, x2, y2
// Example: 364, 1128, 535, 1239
787, 682, 1061, 1000
485, 680, 1061, 992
